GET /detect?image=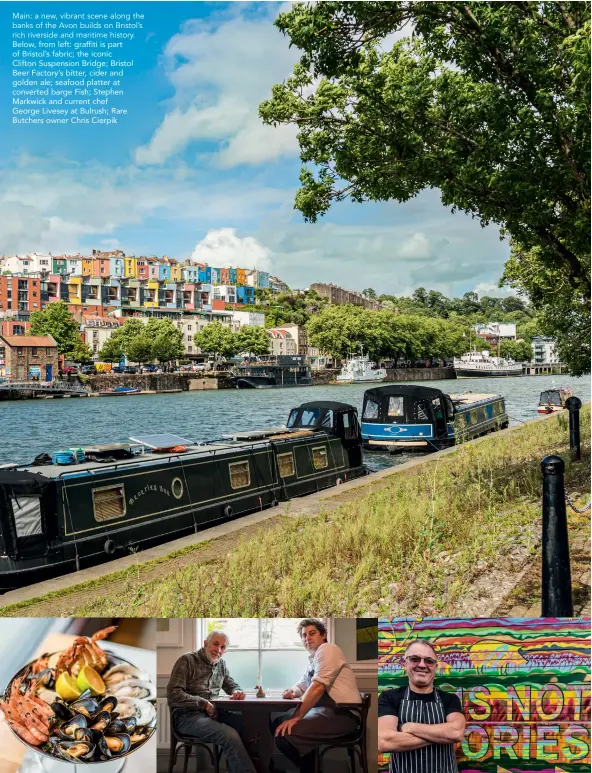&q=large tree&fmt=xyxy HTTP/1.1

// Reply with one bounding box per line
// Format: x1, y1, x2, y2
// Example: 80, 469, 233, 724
194, 322, 239, 360
29, 301, 92, 361
261, 1, 590, 373
236, 325, 271, 357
